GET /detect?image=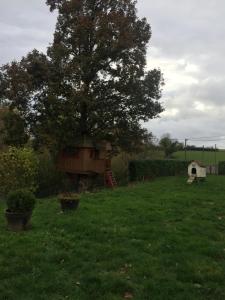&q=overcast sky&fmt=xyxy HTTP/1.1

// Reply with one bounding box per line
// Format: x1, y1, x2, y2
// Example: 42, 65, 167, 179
1, 0, 225, 147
